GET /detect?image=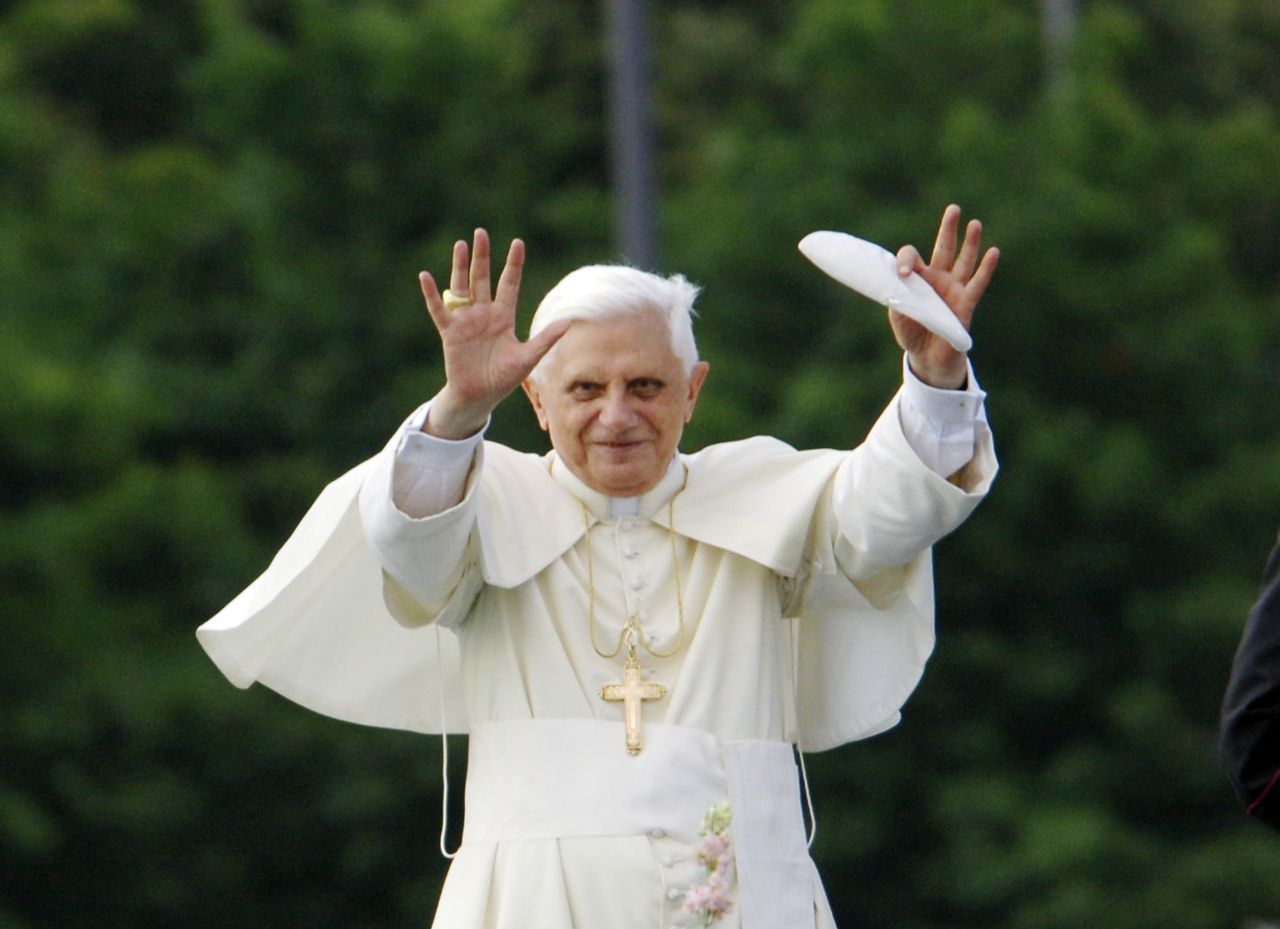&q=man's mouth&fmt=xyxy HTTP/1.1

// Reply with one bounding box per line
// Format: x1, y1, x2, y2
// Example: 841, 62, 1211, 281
593, 438, 646, 450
